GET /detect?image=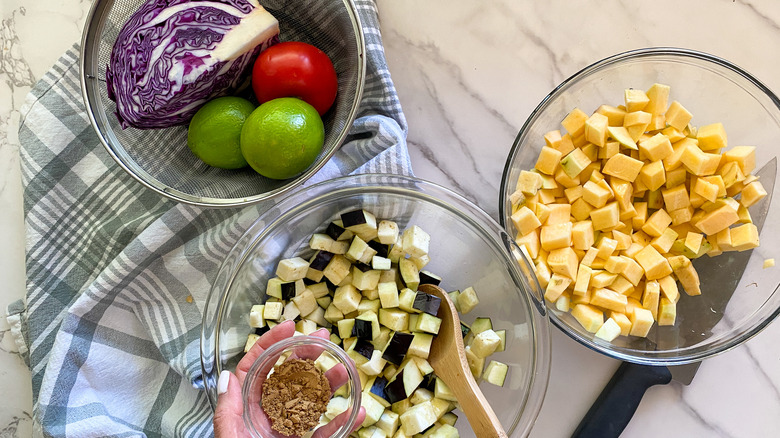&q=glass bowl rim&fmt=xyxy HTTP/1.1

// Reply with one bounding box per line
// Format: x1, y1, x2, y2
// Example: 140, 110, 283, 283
79, 0, 367, 208
242, 334, 362, 438
498, 46, 780, 365
201, 173, 553, 437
